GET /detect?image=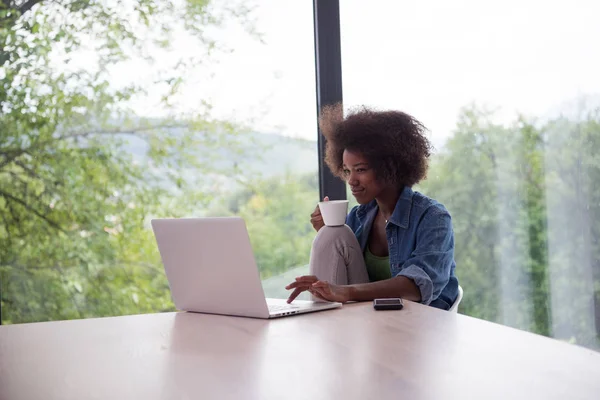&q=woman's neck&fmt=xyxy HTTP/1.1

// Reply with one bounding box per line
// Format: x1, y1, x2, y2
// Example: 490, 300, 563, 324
375, 186, 403, 220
